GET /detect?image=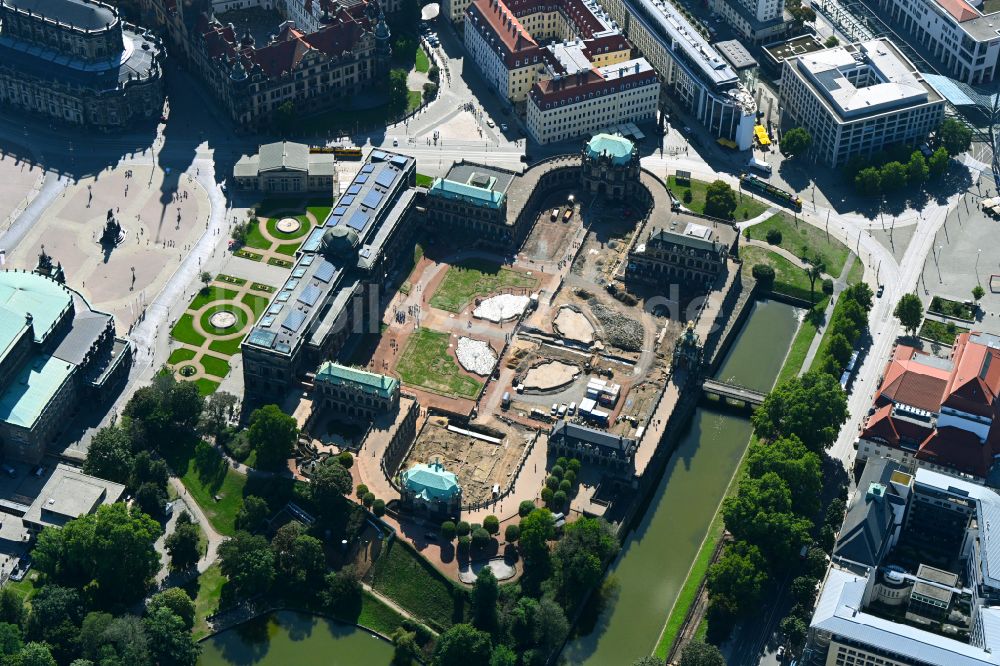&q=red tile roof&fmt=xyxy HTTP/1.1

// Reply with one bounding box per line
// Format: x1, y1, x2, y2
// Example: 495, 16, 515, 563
917, 426, 993, 478
936, 0, 980, 22
529, 66, 658, 107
